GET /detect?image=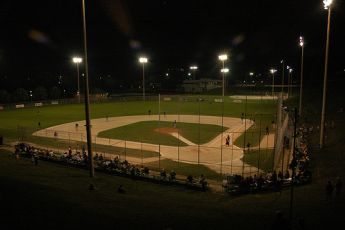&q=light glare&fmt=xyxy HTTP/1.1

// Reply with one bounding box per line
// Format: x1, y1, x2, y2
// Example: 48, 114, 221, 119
72, 57, 82, 63
218, 54, 228, 61
323, 0, 333, 9
270, 69, 277, 74
299, 36, 304, 47
190, 66, 198, 70
221, 68, 229, 73
139, 57, 148, 63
